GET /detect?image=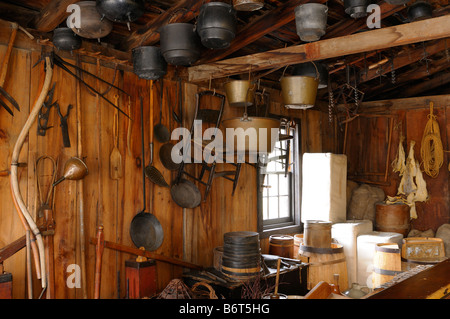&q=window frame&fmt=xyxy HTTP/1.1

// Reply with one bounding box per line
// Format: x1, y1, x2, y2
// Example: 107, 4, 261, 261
257, 120, 302, 239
